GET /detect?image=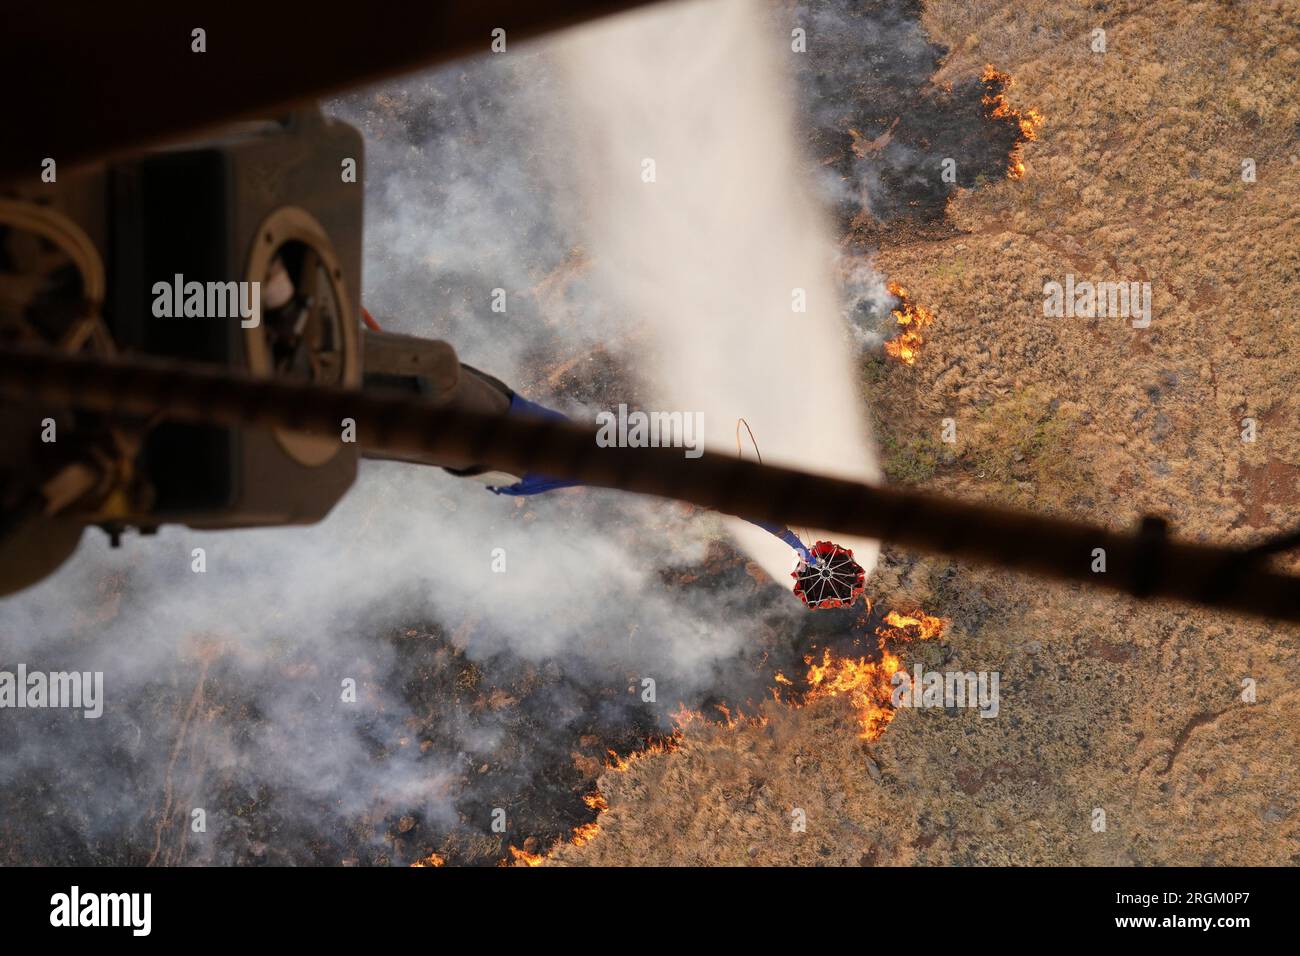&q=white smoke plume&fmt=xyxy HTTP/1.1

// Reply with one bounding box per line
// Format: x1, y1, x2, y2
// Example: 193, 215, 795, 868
550, 0, 883, 584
